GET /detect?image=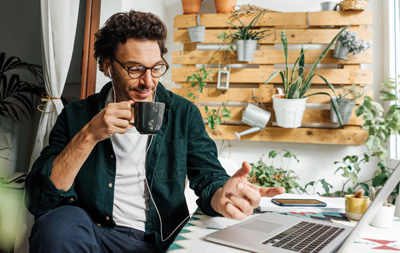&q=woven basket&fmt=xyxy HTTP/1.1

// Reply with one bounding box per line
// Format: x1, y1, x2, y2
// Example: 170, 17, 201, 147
339, 0, 368, 11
